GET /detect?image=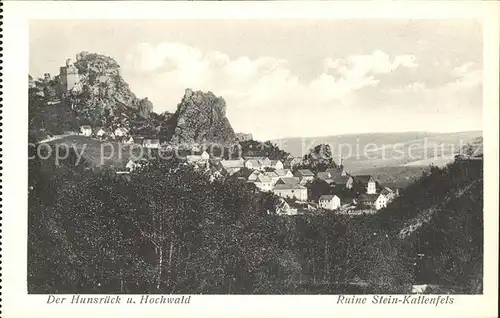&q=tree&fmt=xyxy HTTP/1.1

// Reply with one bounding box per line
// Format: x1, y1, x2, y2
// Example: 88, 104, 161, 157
294, 144, 338, 174
306, 179, 331, 202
